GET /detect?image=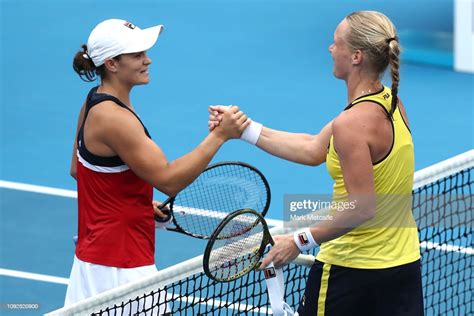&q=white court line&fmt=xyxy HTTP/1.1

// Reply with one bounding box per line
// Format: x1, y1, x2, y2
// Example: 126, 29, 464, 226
420, 241, 473, 255
174, 205, 283, 227
0, 268, 69, 285
165, 292, 271, 314
0, 180, 77, 198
